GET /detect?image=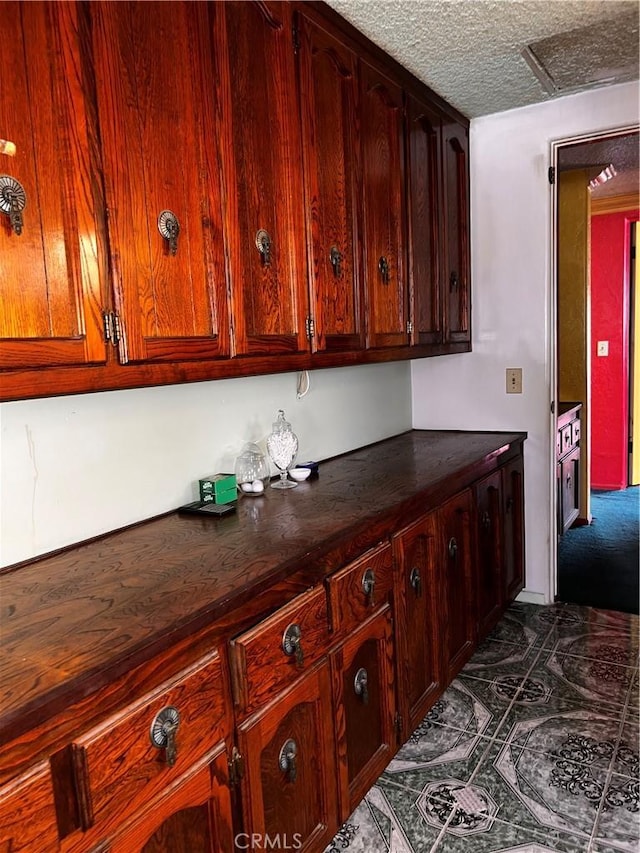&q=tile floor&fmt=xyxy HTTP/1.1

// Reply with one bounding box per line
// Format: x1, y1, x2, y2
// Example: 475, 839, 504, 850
324, 602, 640, 853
